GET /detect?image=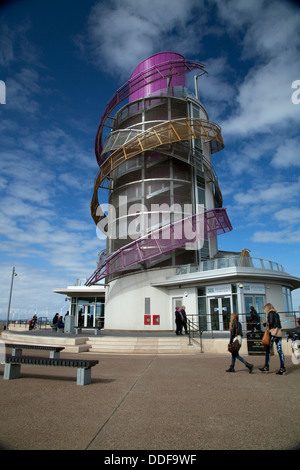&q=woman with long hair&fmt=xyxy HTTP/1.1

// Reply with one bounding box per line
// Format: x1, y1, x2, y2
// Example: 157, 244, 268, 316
259, 303, 286, 375
226, 313, 253, 373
